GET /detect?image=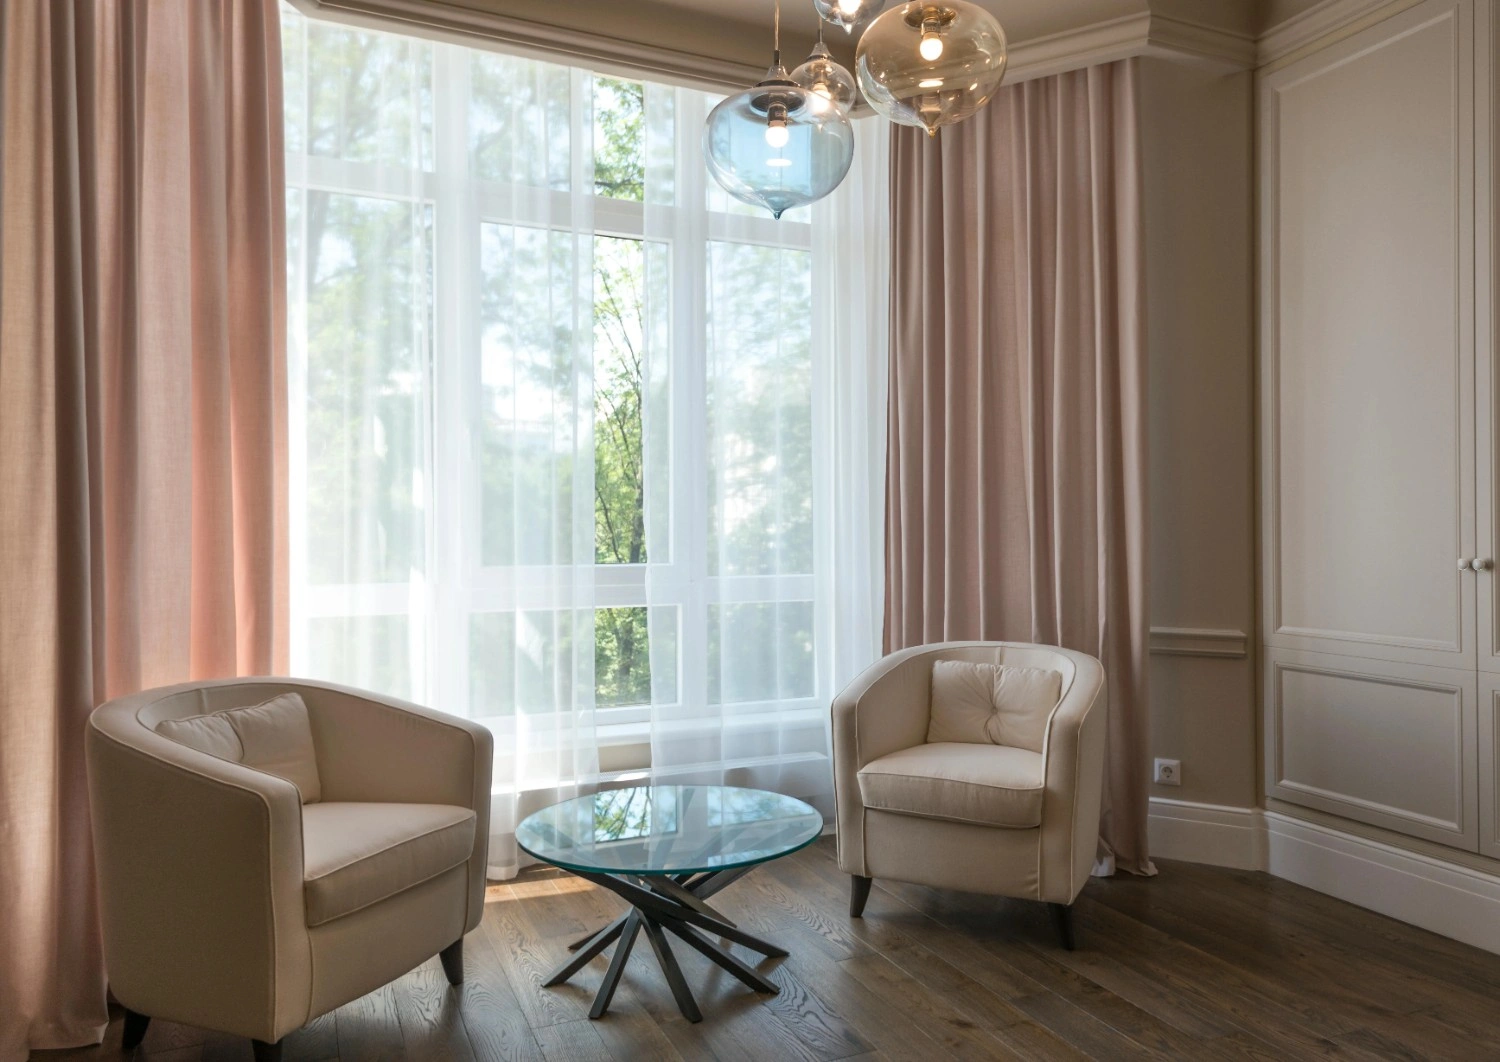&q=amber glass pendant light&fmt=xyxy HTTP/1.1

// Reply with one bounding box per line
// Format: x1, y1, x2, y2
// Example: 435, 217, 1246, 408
856, 0, 1007, 137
